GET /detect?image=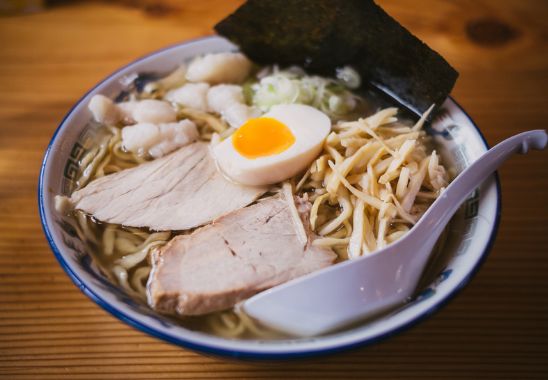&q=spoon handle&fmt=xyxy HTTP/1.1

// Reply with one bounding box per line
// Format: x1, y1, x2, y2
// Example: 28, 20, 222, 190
416, 130, 547, 238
